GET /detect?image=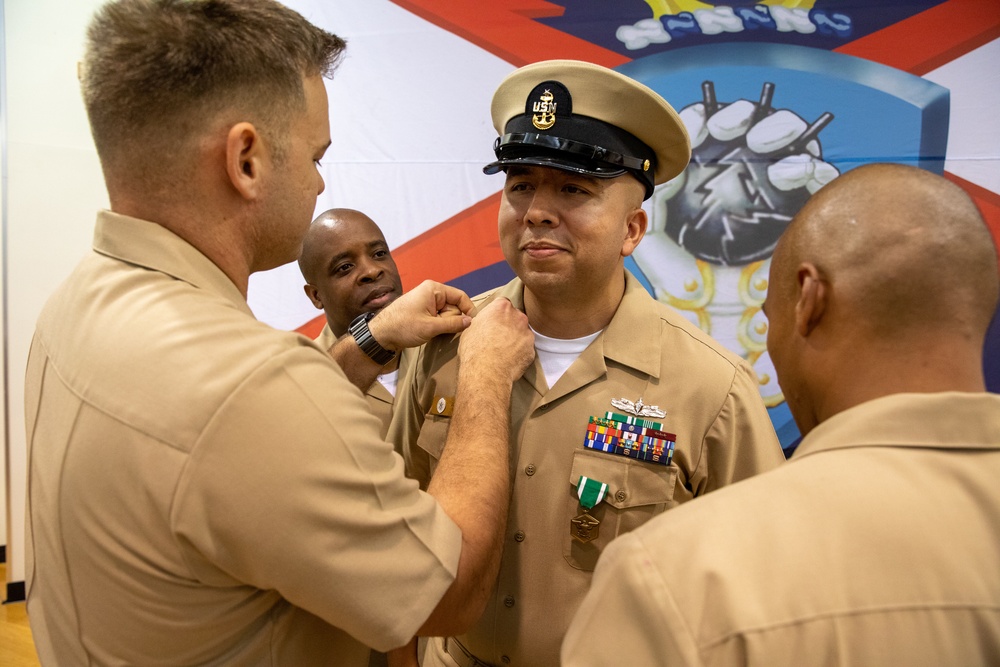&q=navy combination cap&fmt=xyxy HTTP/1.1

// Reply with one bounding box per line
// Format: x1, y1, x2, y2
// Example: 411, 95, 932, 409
483, 59, 691, 200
